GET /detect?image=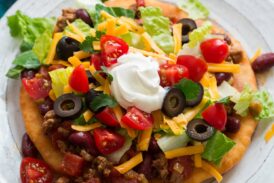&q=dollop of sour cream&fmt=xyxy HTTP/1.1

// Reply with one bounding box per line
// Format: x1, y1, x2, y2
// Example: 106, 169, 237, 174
109, 53, 166, 113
